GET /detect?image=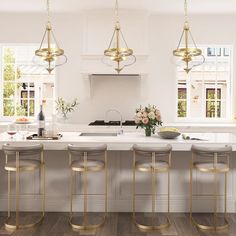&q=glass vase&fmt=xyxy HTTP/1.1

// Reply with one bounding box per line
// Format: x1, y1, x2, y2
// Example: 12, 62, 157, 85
145, 128, 152, 137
